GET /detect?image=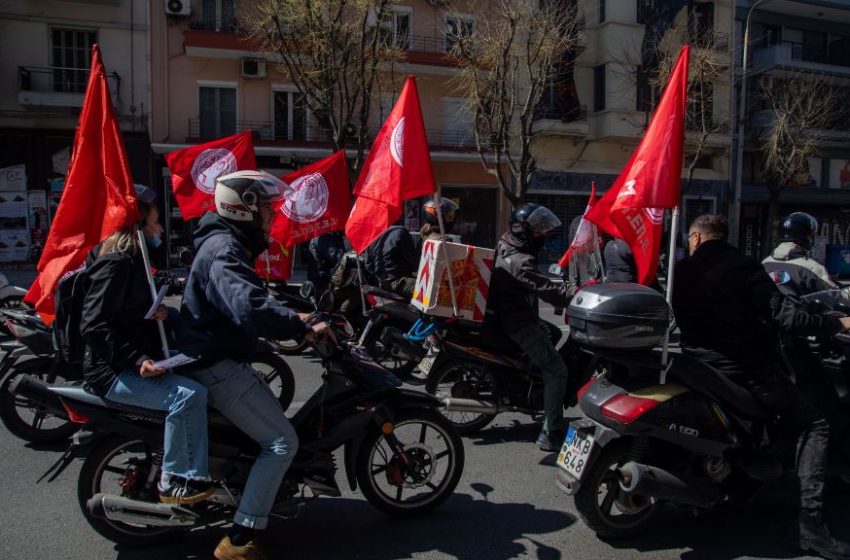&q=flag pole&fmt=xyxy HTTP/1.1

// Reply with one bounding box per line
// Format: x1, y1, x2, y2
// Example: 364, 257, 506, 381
660, 206, 680, 371
433, 188, 459, 317
137, 230, 171, 358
